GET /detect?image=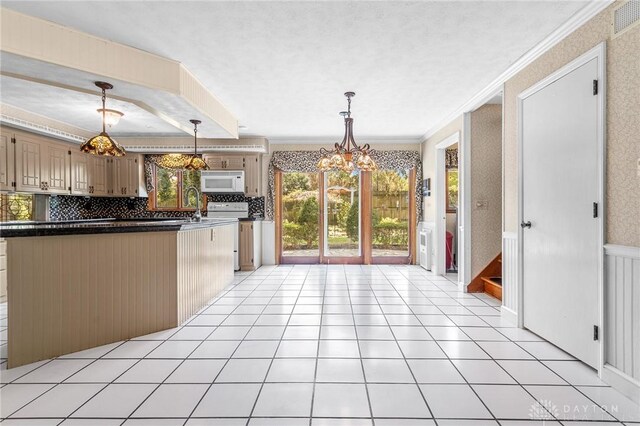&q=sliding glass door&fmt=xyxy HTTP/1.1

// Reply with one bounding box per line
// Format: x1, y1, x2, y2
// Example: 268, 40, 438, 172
280, 171, 320, 262
371, 169, 410, 260
277, 167, 415, 264
323, 170, 361, 261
